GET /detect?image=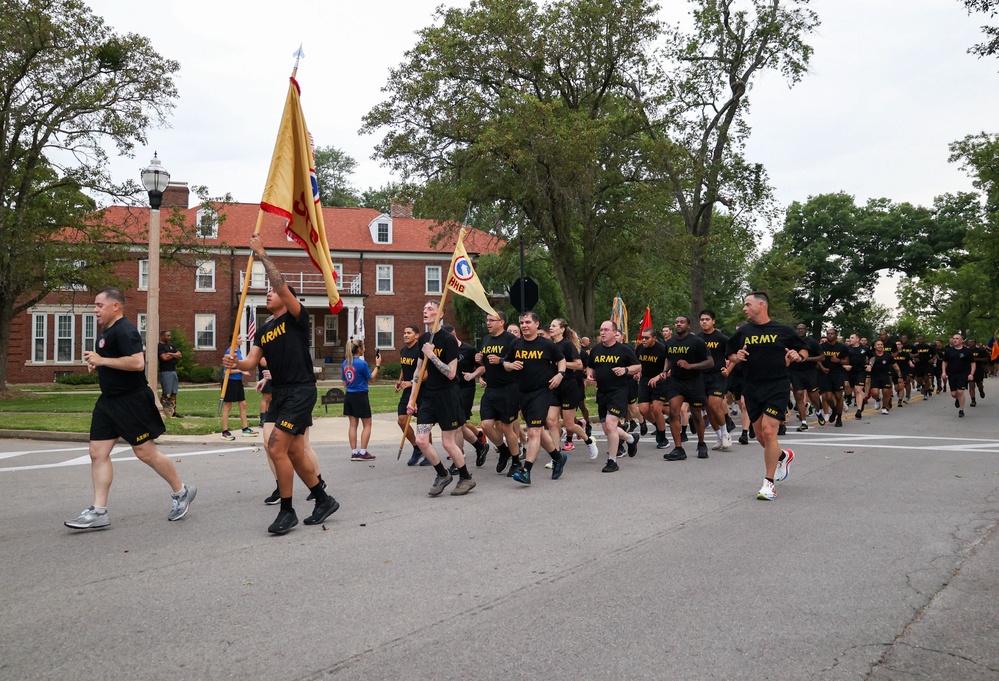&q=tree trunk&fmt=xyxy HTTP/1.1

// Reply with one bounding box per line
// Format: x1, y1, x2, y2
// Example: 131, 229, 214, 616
551, 258, 596, 336
0, 295, 16, 391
